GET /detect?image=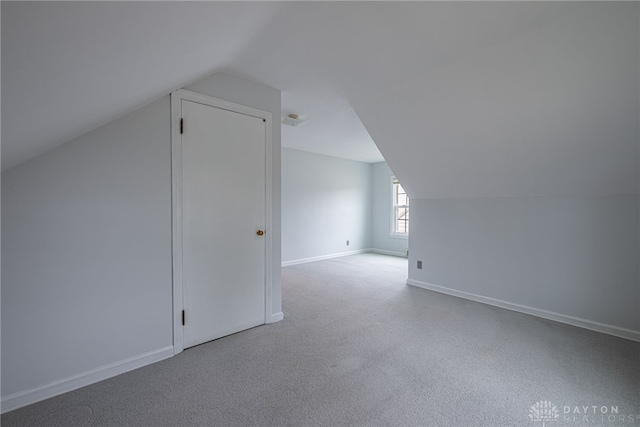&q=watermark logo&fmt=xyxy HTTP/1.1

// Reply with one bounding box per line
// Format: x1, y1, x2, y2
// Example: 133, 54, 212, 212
529, 401, 560, 426
528, 401, 639, 425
